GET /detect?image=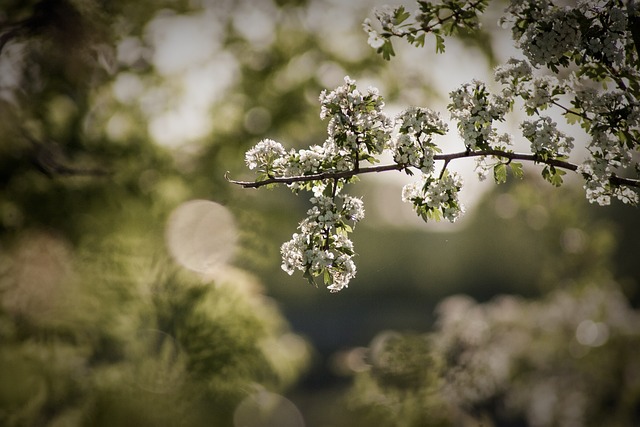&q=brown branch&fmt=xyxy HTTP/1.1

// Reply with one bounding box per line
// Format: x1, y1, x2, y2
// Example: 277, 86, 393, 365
226, 149, 640, 189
